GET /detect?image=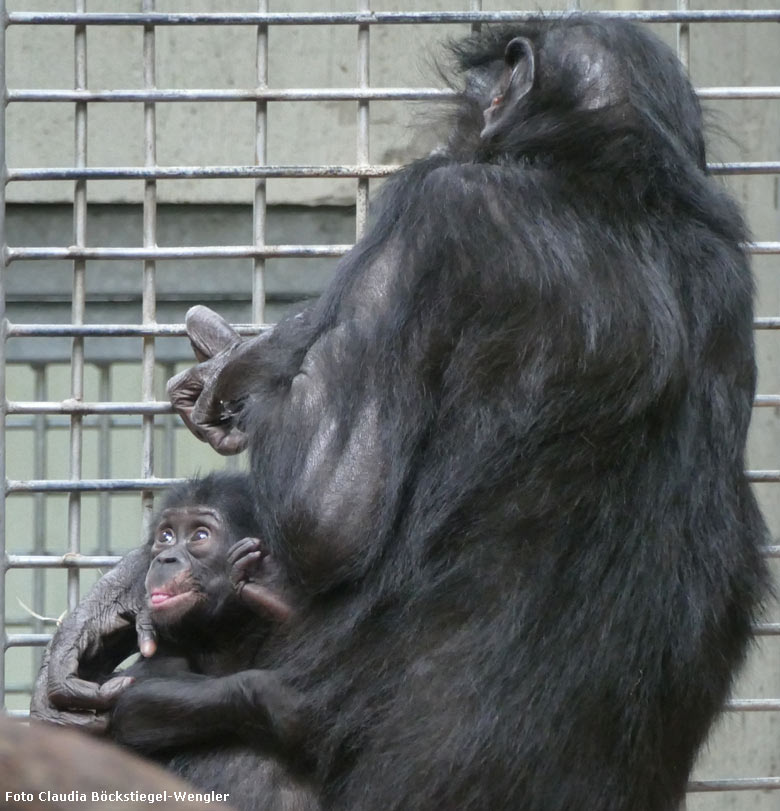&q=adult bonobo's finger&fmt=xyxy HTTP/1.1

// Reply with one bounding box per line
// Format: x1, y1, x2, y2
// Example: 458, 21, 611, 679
168, 369, 248, 453
167, 348, 249, 454
48, 674, 134, 713
135, 610, 157, 658
185, 305, 241, 362
98, 675, 136, 704
29, 703, 109, 734
166, 367, 213, 444
204, 425, 249, 456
